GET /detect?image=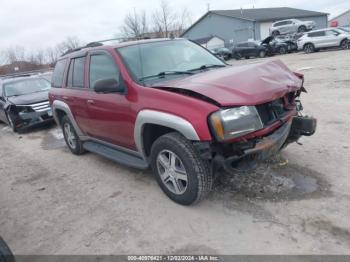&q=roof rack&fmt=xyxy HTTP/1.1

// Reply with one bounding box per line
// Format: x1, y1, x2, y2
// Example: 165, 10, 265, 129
0, 68, 53, 80
61, 36, 150, 56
